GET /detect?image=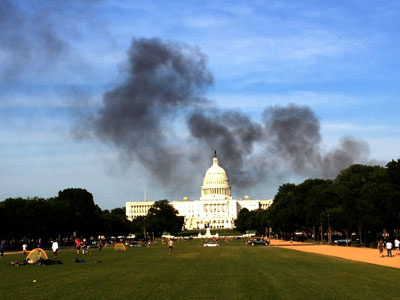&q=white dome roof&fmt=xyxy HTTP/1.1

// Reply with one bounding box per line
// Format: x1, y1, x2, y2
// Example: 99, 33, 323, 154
204, 157, 228, 179
200, 152, 232, 200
